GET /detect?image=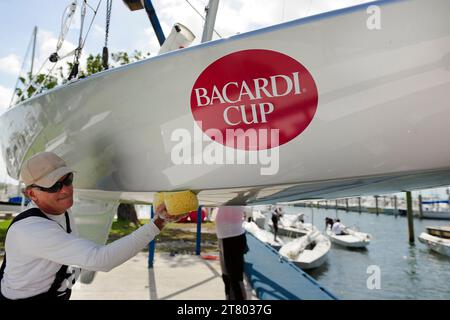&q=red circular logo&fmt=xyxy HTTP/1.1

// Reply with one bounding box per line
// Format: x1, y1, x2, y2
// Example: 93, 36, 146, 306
190, 49, 318, 150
